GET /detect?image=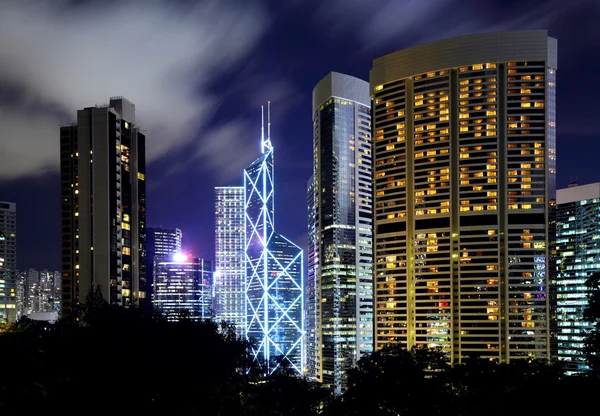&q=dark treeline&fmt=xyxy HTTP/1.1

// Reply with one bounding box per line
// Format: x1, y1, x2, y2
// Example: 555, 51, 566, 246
0, 276, 599, 415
